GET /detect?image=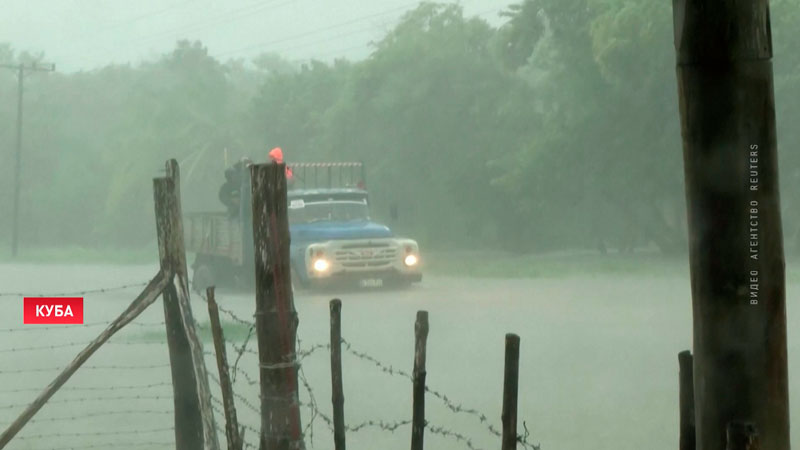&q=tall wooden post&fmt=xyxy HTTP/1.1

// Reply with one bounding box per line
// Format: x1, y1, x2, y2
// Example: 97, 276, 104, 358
501, 334, 520, 450
250, 162, 304, 450
330, 299, 346, 450
156, 159, 220, 450
672, 2, 789, 450
410, 311, 429, 450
